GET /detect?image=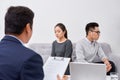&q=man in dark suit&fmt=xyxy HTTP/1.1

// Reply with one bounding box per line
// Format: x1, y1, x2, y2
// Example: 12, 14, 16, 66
0, 6, 68, 80
0, 6, 44, 80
